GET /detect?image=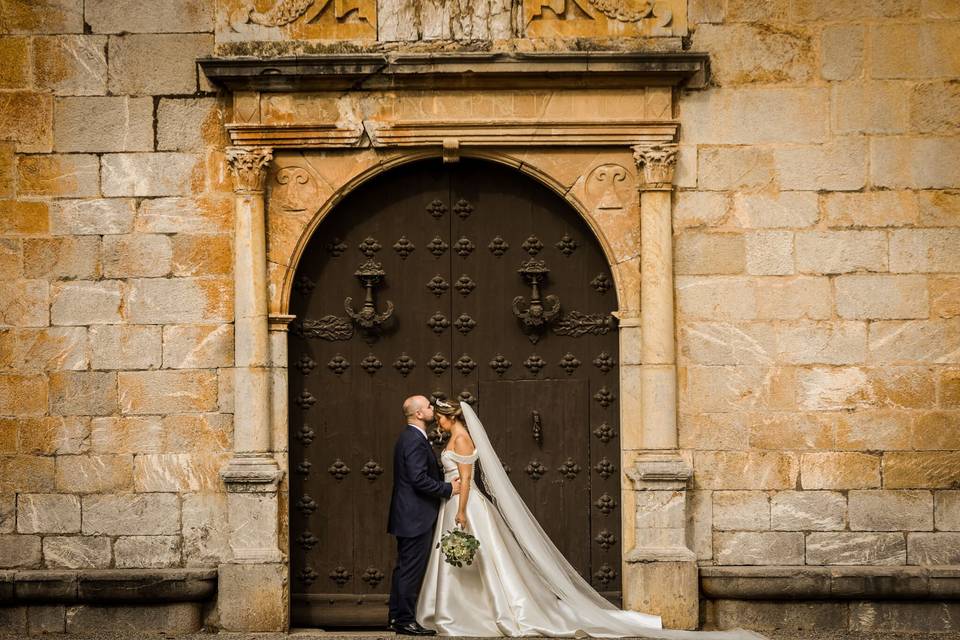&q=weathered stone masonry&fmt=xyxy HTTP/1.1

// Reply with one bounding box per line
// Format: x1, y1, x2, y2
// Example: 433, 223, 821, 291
0, 0, 958, 635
